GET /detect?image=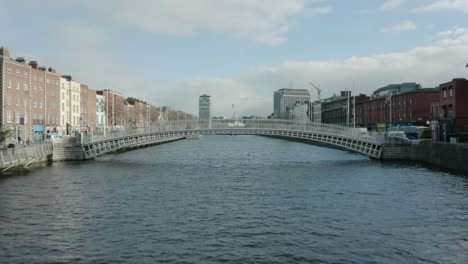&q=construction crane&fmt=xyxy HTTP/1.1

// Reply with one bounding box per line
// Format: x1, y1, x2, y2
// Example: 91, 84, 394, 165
309, 82, 322, 101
